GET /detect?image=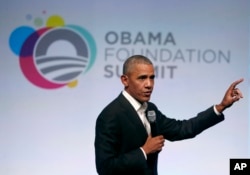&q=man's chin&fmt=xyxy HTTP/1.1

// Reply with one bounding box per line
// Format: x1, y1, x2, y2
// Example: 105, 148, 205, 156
143, 96, 151, 102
